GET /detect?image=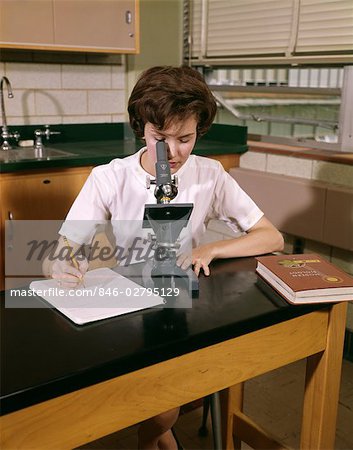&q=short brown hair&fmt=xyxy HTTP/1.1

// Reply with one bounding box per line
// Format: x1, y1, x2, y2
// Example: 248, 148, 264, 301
128, 66, 217, 139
